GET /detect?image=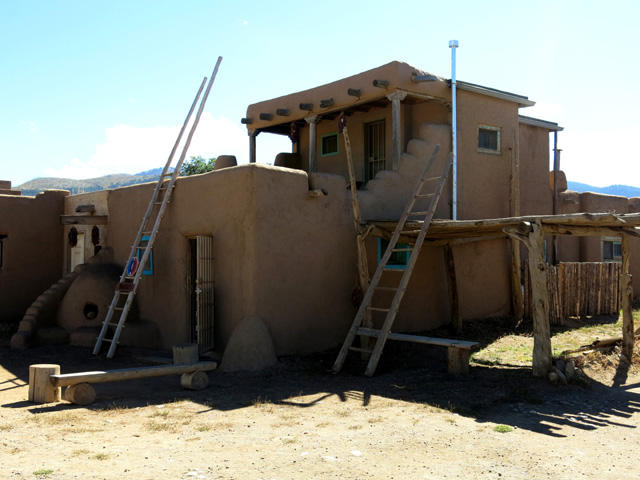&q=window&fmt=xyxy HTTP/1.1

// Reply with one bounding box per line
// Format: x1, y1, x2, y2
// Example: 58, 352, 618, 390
137, 235, 154, 275
0, 235, 6, 268
364, 120, 386, 183
378, 238, 410, 270
478, 125, 501, 154
321, 132, 339, 157
602, 238, 622, 262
